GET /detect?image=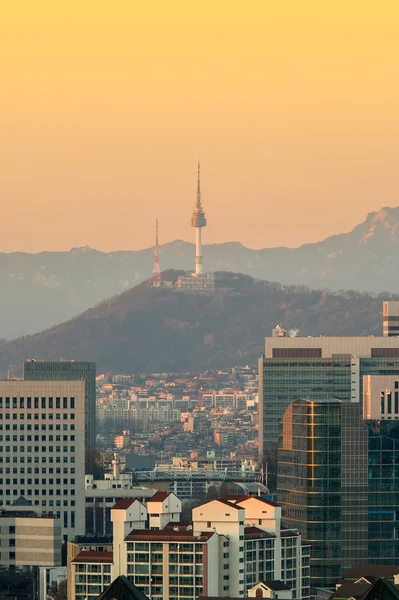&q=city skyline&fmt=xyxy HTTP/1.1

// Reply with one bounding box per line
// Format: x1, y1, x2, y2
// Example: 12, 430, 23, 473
1, 1, 399, 252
